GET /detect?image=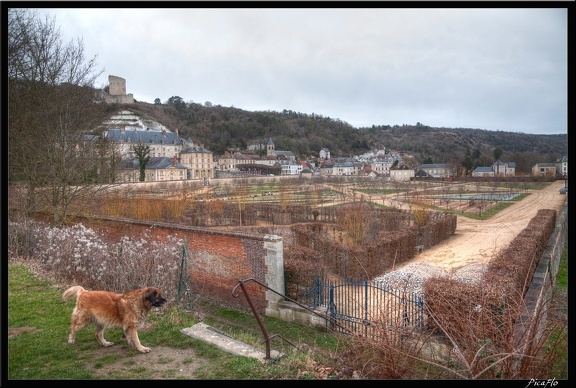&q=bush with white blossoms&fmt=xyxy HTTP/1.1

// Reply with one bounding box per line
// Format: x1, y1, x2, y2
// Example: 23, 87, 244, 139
8, 221, 183, 301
